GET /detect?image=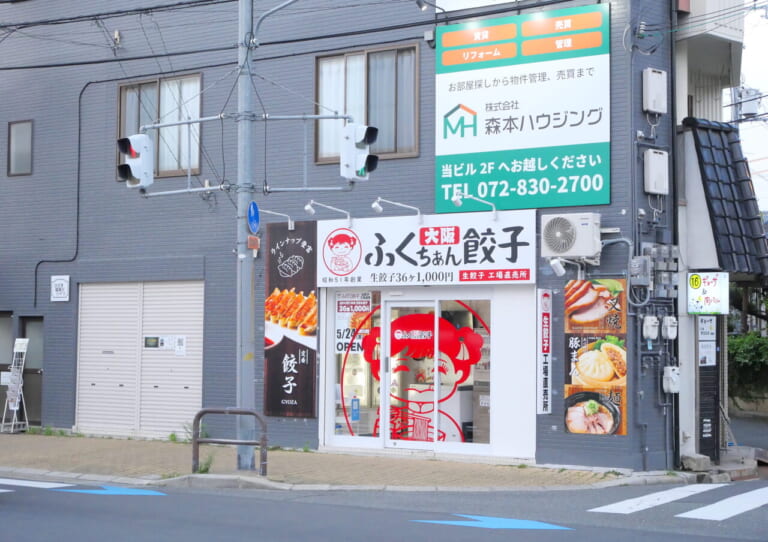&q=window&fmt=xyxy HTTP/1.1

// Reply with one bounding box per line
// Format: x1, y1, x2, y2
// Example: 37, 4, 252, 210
8, 120, 32, 176
119, 74, 200, 176
317, 45, 418, 162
